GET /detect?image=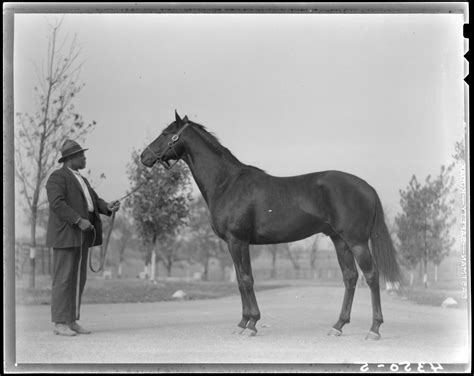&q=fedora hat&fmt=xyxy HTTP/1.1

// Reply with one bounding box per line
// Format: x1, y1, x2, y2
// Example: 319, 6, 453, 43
58, 139, 88, 163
